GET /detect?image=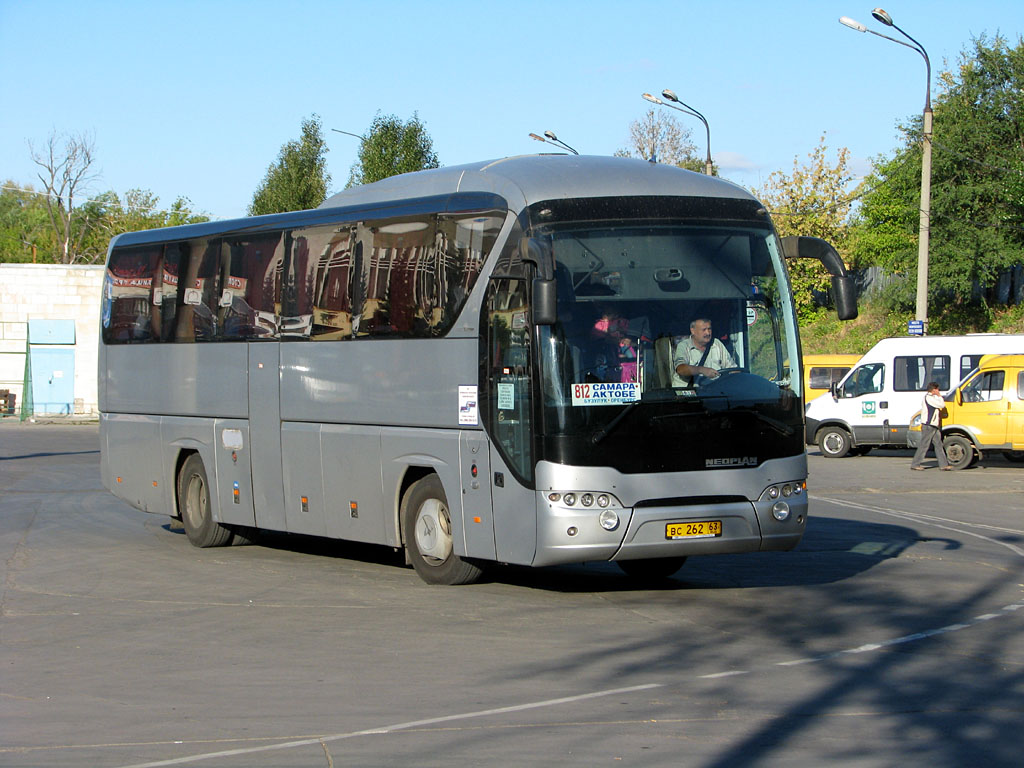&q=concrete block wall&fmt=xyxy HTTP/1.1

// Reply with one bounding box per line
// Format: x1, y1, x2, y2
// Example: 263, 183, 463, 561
0, 264, 105, 415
